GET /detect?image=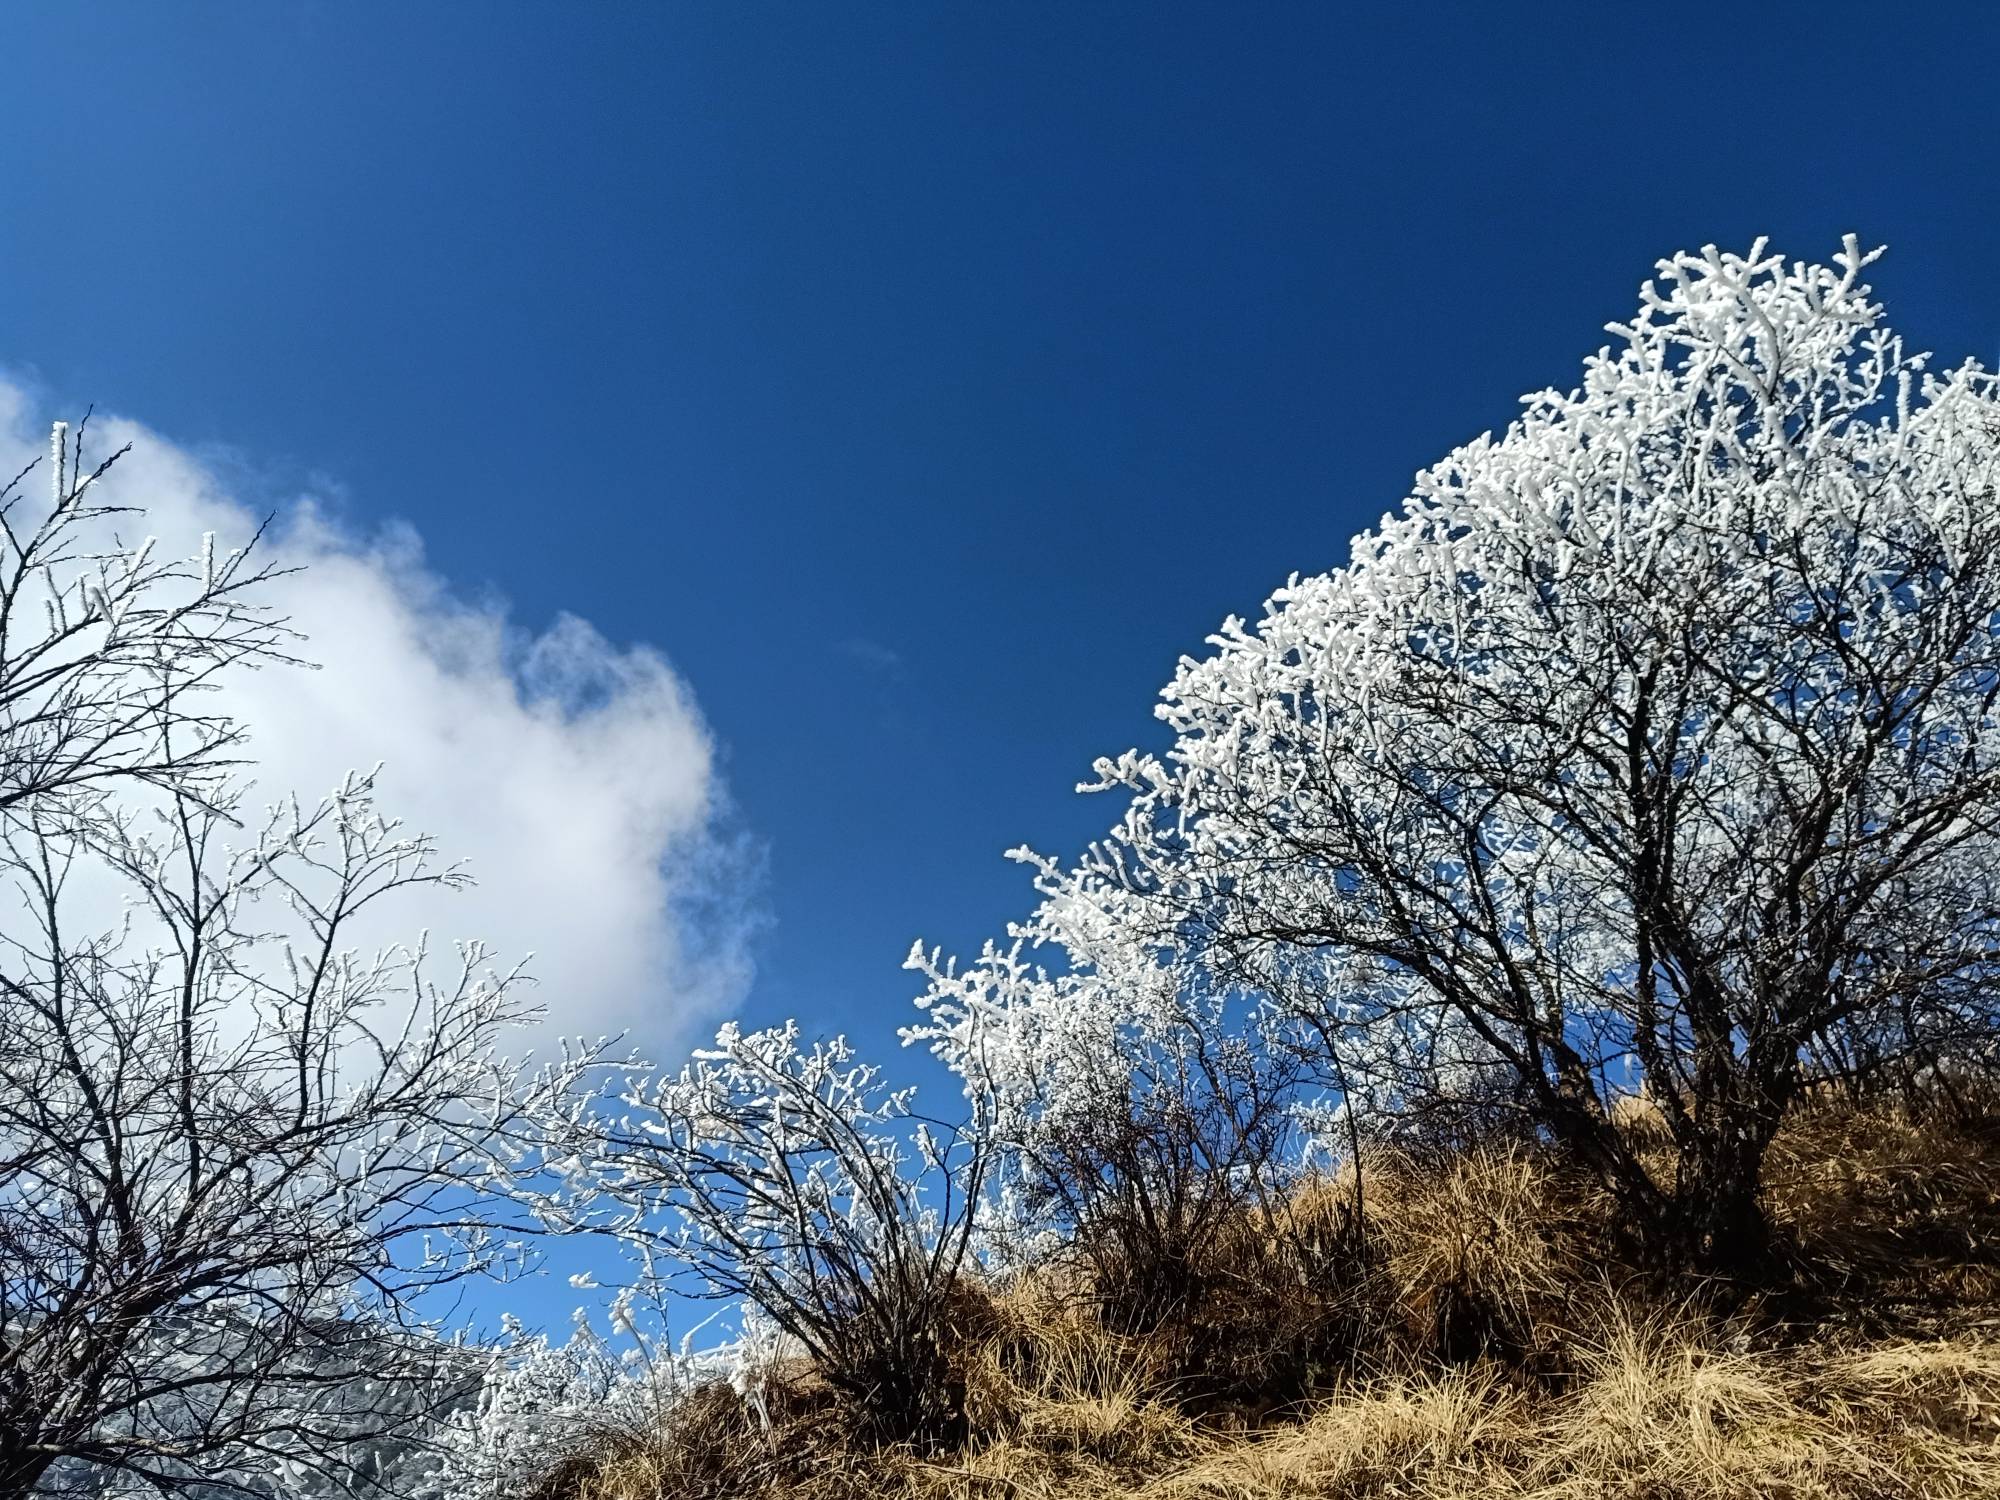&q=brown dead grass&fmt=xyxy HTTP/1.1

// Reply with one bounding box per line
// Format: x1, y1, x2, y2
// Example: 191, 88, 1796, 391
535, 1088, 2000, 1500
1357, 1143, 1618, 1371
1763, 1087, 2000, 1321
